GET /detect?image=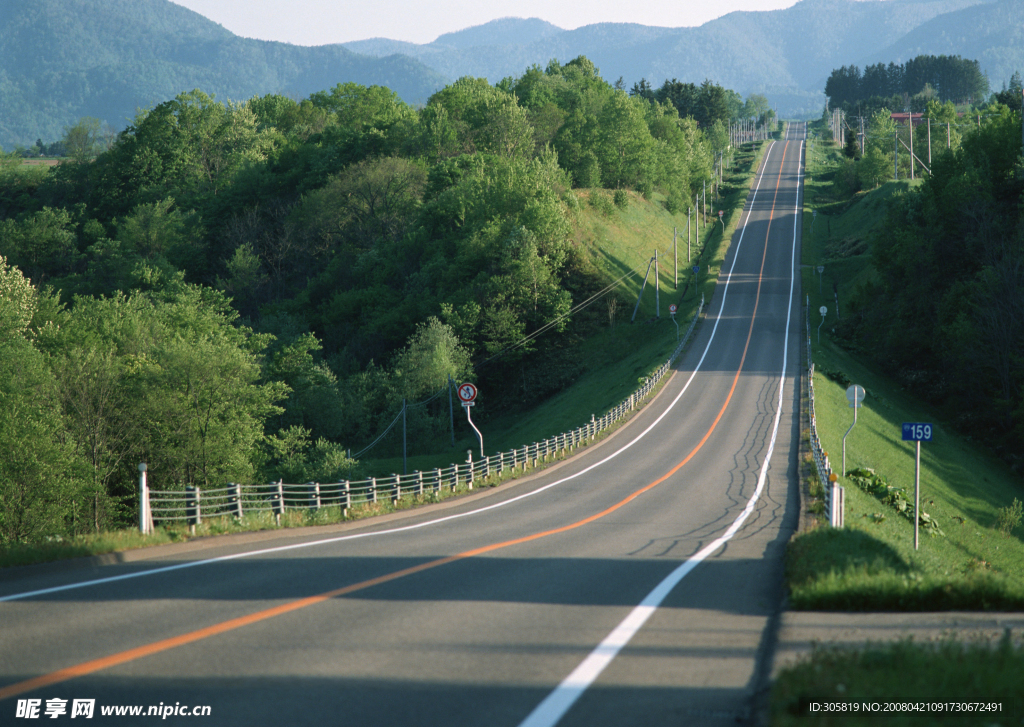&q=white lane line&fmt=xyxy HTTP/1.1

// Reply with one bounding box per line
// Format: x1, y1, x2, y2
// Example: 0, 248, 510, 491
0, 143, 782, 605
517, 136, 804, 727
